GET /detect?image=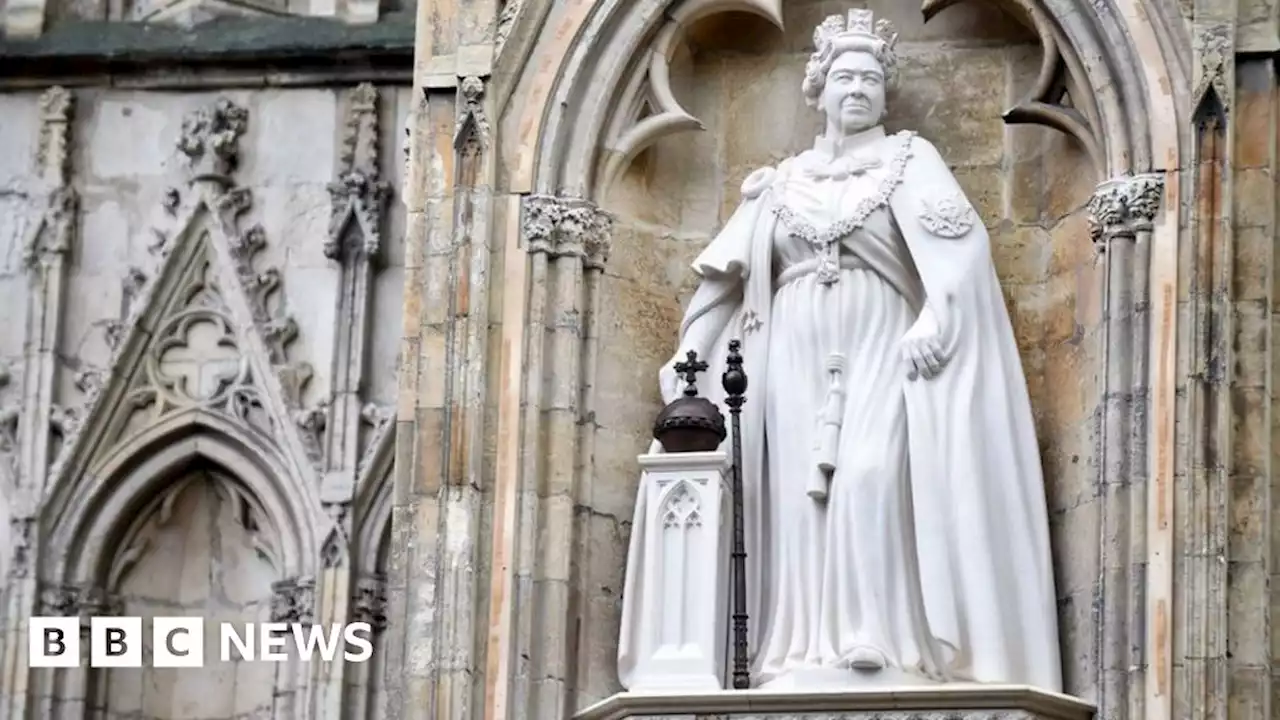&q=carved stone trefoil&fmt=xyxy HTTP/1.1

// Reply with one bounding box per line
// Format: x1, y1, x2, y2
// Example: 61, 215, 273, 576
1087, 173, 1165, 243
